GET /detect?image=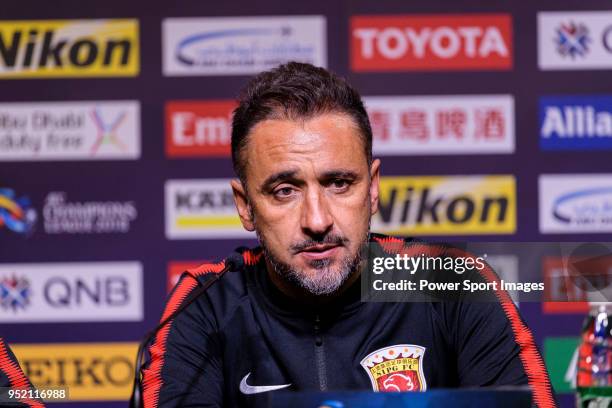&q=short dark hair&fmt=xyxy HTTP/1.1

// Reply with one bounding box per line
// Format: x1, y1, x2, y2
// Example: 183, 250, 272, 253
231, 62, 373, 182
